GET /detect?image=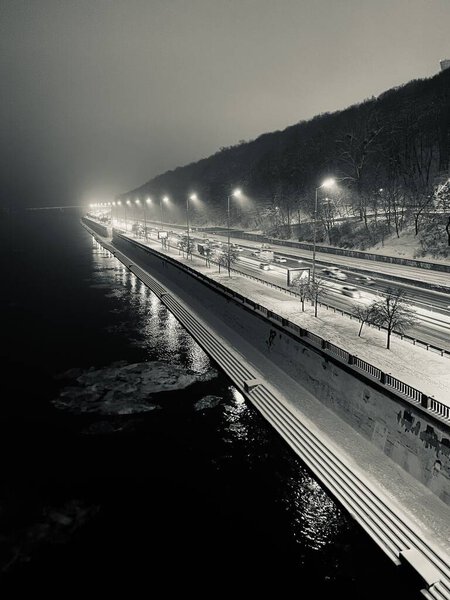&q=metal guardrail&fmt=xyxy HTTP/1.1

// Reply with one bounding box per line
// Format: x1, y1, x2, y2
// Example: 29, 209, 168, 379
114, 231, 450, 425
